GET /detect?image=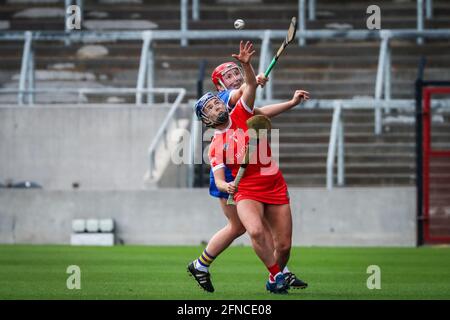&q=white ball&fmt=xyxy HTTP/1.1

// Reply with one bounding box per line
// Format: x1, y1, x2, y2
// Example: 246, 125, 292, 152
234, 19, 245, 30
